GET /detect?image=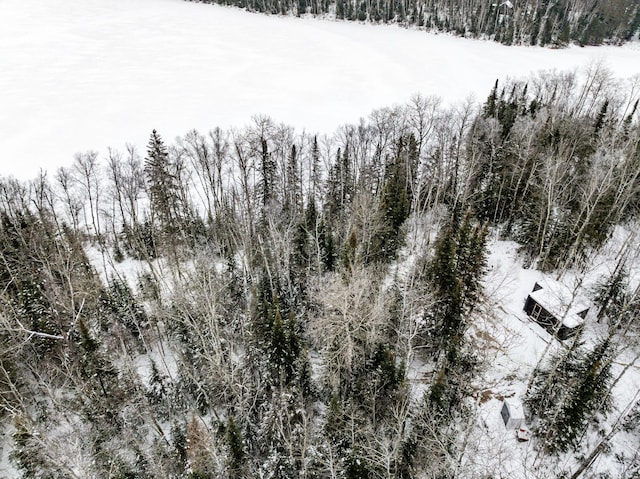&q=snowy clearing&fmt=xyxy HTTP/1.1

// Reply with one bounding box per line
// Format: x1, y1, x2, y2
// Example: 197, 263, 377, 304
0, 0, 639, 179
460, 232, 640, 479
